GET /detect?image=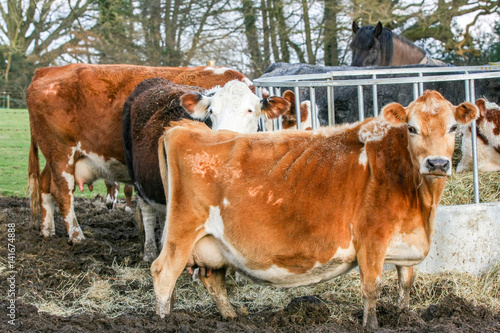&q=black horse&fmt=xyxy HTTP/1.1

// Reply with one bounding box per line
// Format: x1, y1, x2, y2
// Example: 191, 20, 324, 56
350, 21, 445, 67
